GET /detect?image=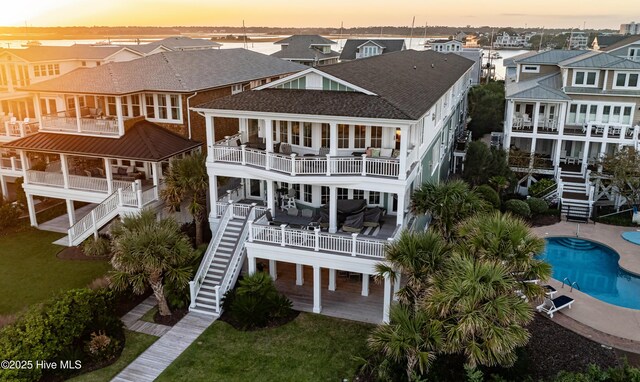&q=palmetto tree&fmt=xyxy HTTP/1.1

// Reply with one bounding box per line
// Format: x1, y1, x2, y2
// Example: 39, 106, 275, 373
425, 253, 534, 368
411, 180, 489, 240
456, 211, 551, 300
161, 152, 208, 246
376, 230, 450, 307
110, 210, 195, 316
